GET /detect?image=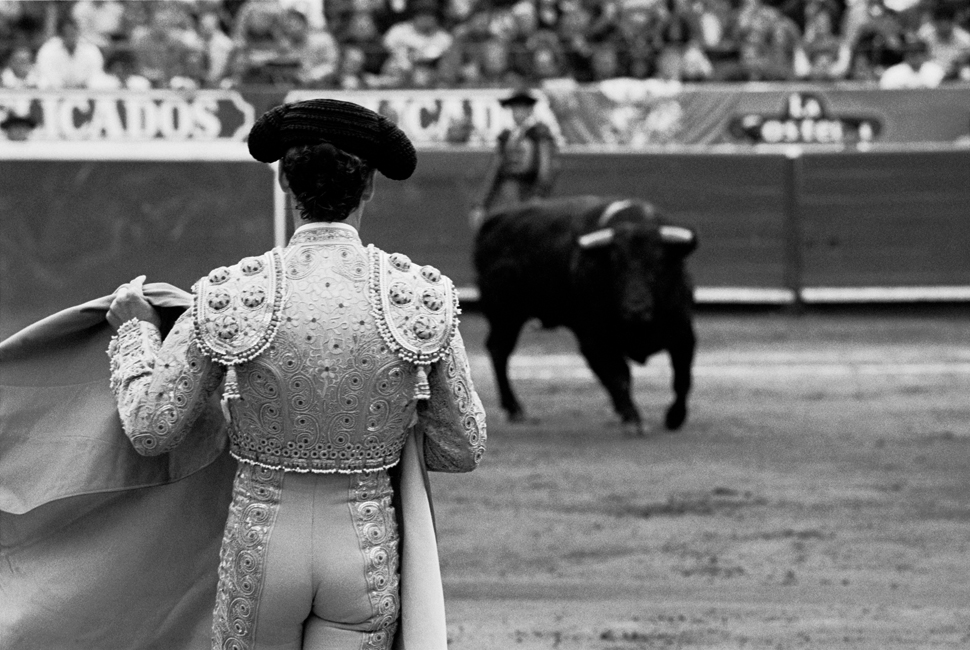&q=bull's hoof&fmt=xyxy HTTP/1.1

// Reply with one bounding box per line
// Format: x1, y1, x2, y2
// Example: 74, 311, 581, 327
664, 403, 687, 431
507, 410, 531, 424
